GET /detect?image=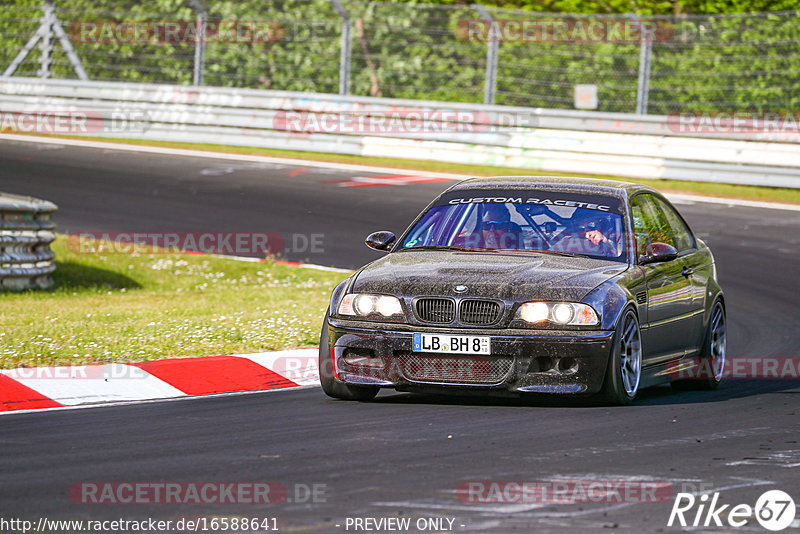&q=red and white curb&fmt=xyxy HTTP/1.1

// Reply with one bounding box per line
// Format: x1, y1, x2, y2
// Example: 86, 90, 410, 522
0, 349, 319, 414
